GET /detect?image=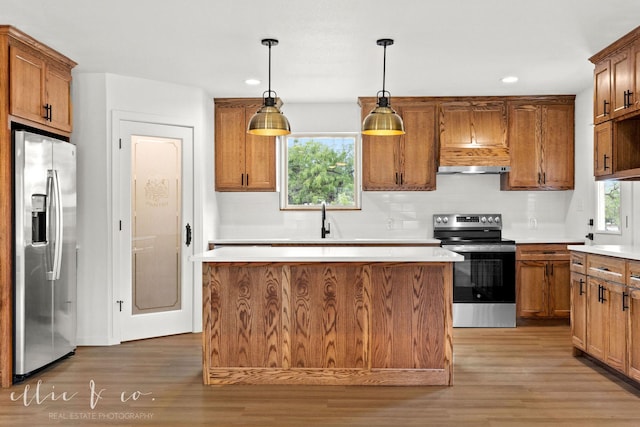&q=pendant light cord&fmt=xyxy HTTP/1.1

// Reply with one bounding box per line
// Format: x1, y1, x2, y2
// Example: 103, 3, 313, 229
268, 41, 272, 95
381, 44, 387, 95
